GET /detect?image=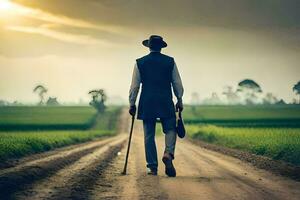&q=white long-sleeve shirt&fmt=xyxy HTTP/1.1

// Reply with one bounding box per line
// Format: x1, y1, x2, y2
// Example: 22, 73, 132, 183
129, 61, 184, 106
